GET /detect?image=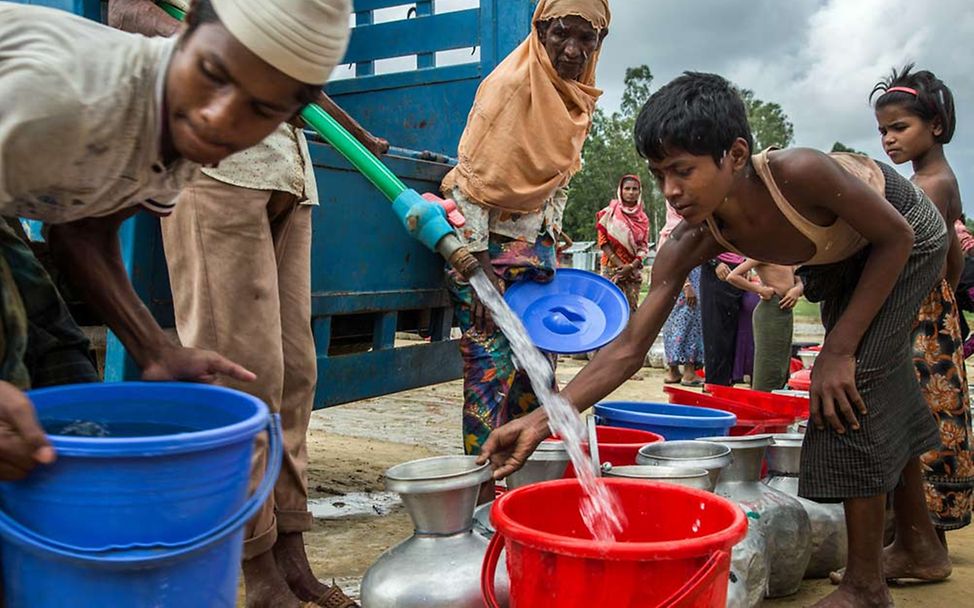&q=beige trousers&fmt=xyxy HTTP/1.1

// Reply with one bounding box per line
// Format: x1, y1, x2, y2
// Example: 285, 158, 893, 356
162, 174, 316, 559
